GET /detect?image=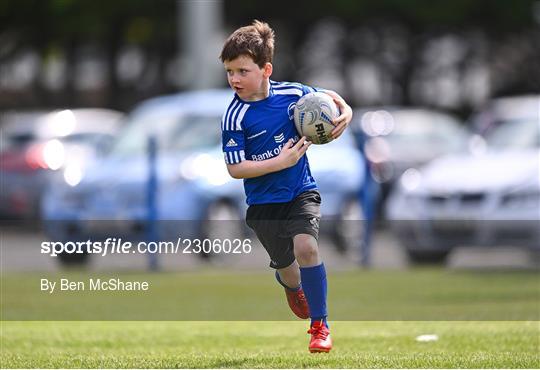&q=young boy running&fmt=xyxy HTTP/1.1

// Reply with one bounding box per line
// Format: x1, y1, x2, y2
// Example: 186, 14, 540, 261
219, 20, 352, 353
